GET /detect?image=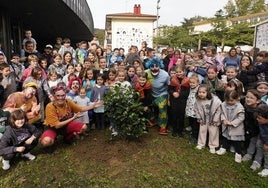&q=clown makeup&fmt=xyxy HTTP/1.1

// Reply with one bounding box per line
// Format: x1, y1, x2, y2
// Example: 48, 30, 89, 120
71, 80, 80, 90
24, 87, 37, 99
150, 64, 160, 76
